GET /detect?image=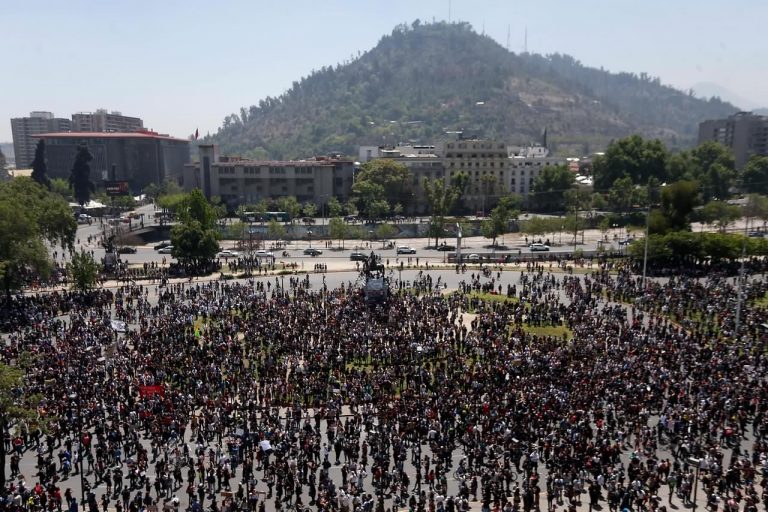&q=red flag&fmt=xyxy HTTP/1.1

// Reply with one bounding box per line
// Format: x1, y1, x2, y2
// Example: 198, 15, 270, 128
194, 128, 199, 140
